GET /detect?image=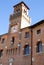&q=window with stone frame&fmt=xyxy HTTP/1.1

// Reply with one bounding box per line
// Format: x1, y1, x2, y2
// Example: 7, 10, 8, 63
36, 41, 42, 53
23, 45, 30, 55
